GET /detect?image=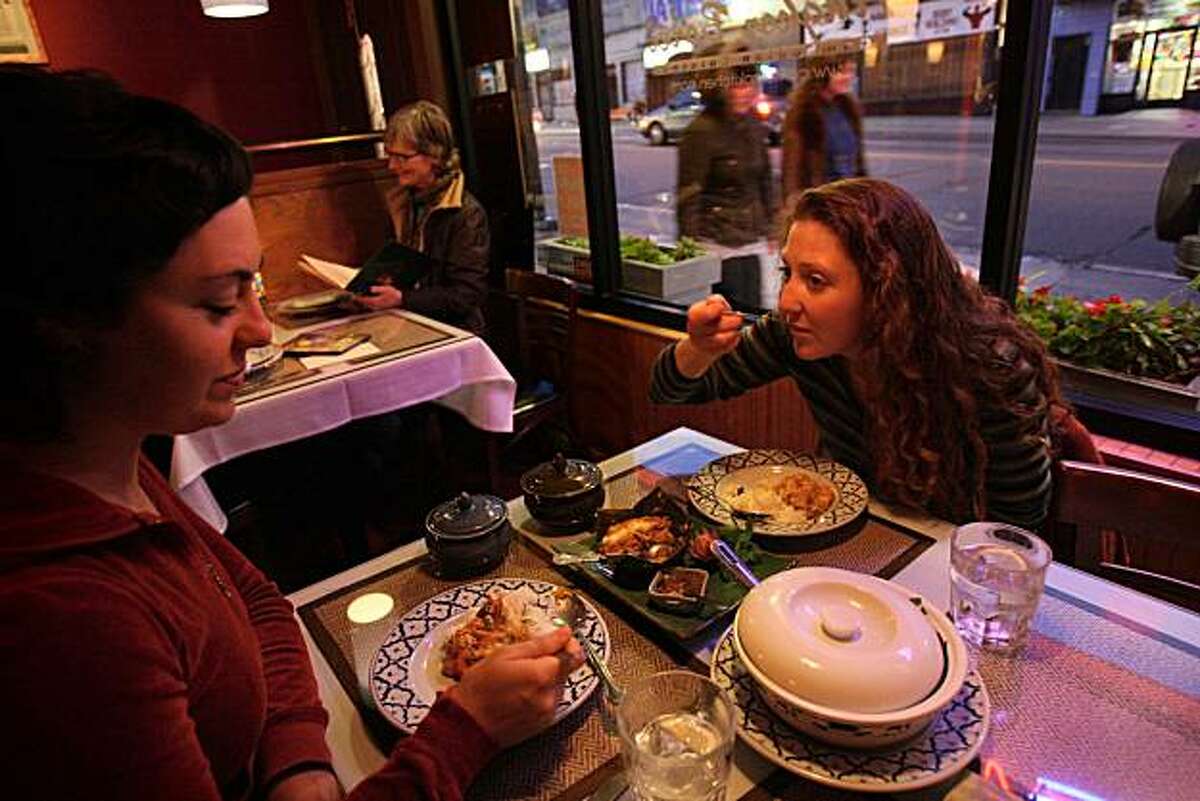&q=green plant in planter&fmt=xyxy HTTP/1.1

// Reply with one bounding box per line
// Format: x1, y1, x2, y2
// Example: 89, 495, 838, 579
1015, 276, 1200, 386
557, 235, 705, 264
